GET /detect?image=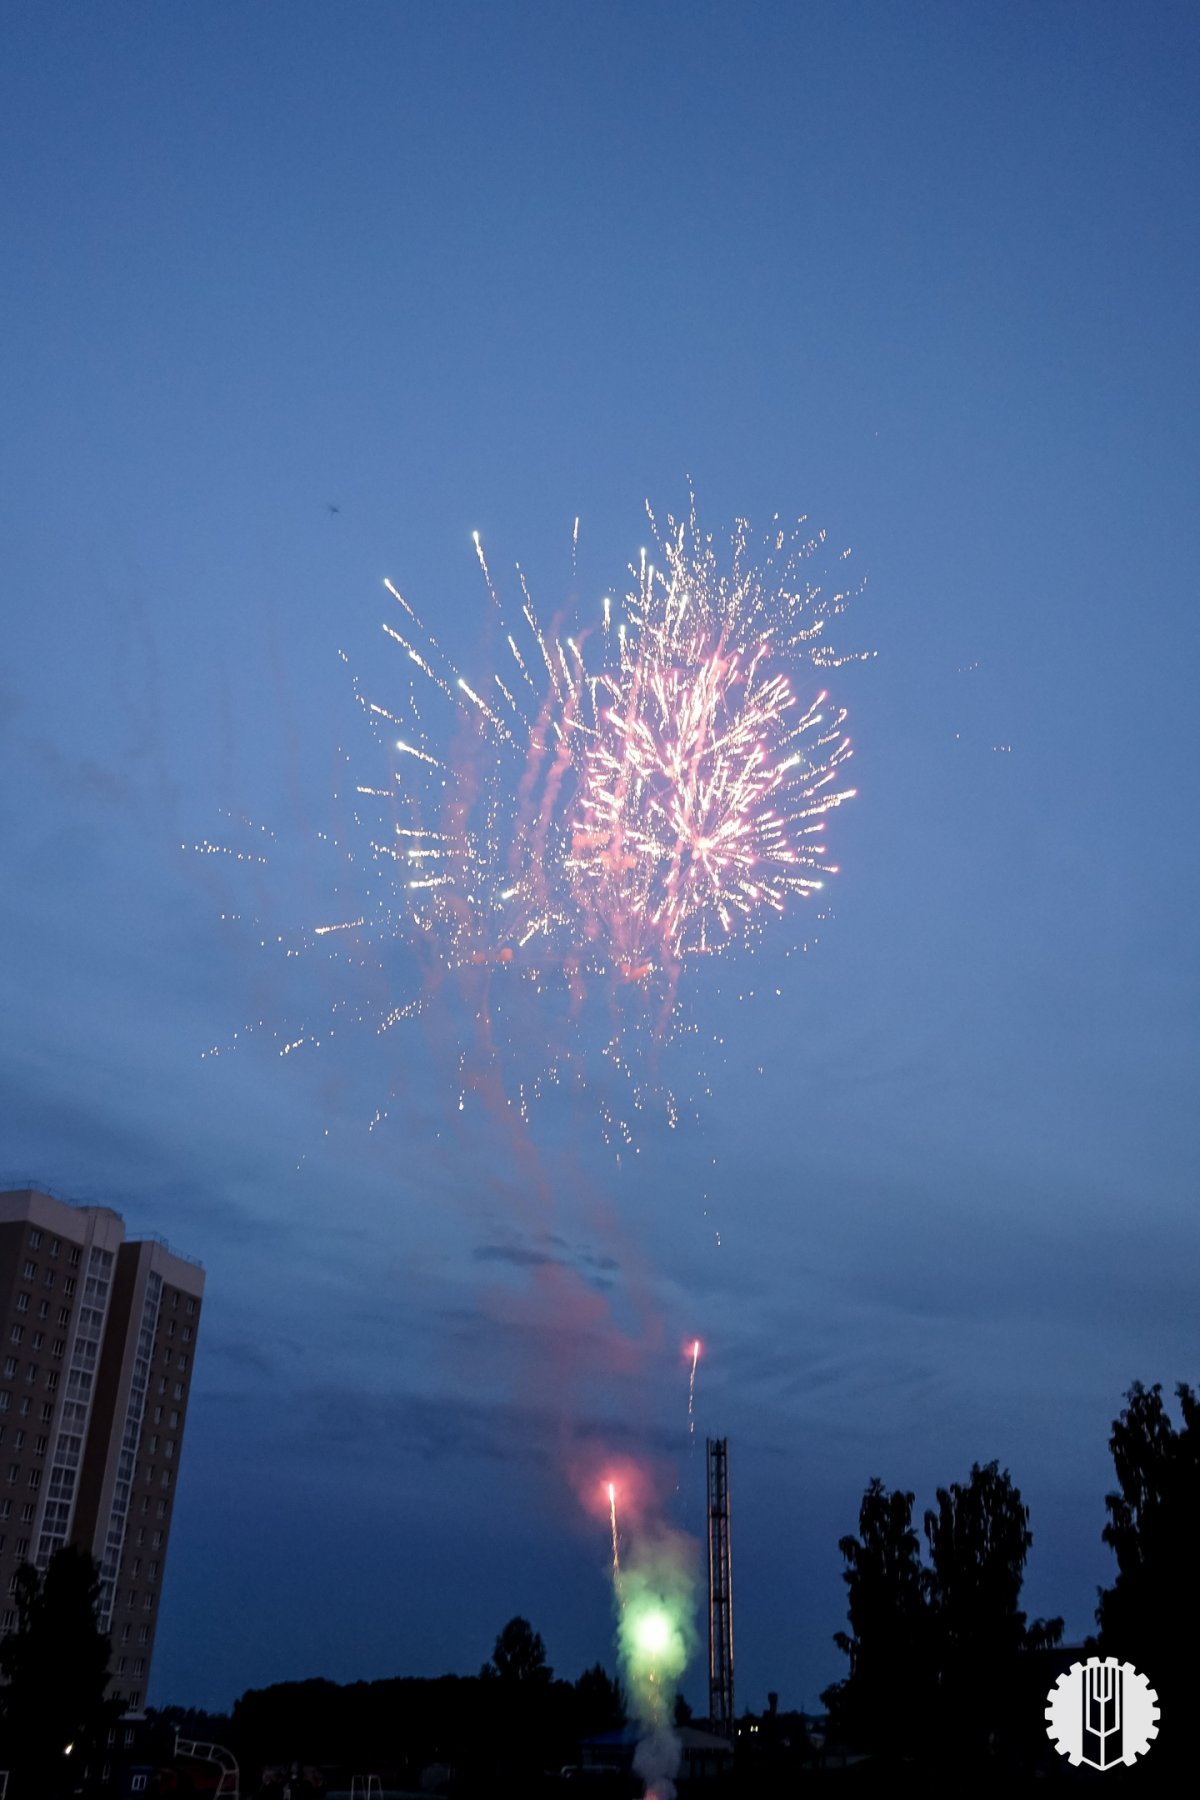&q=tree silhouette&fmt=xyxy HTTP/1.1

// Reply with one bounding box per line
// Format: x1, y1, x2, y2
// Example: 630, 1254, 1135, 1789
826, 1464, 1061, 1762
573, 1661, 625, 1733
822, 1477, 931, 1749
1096, 1380, 1198, 1774
0, 1546, 119, 1798
483, 1615, 552, 1684
924, 1461, 1060, 1753
925, 1462, 1033, 1665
